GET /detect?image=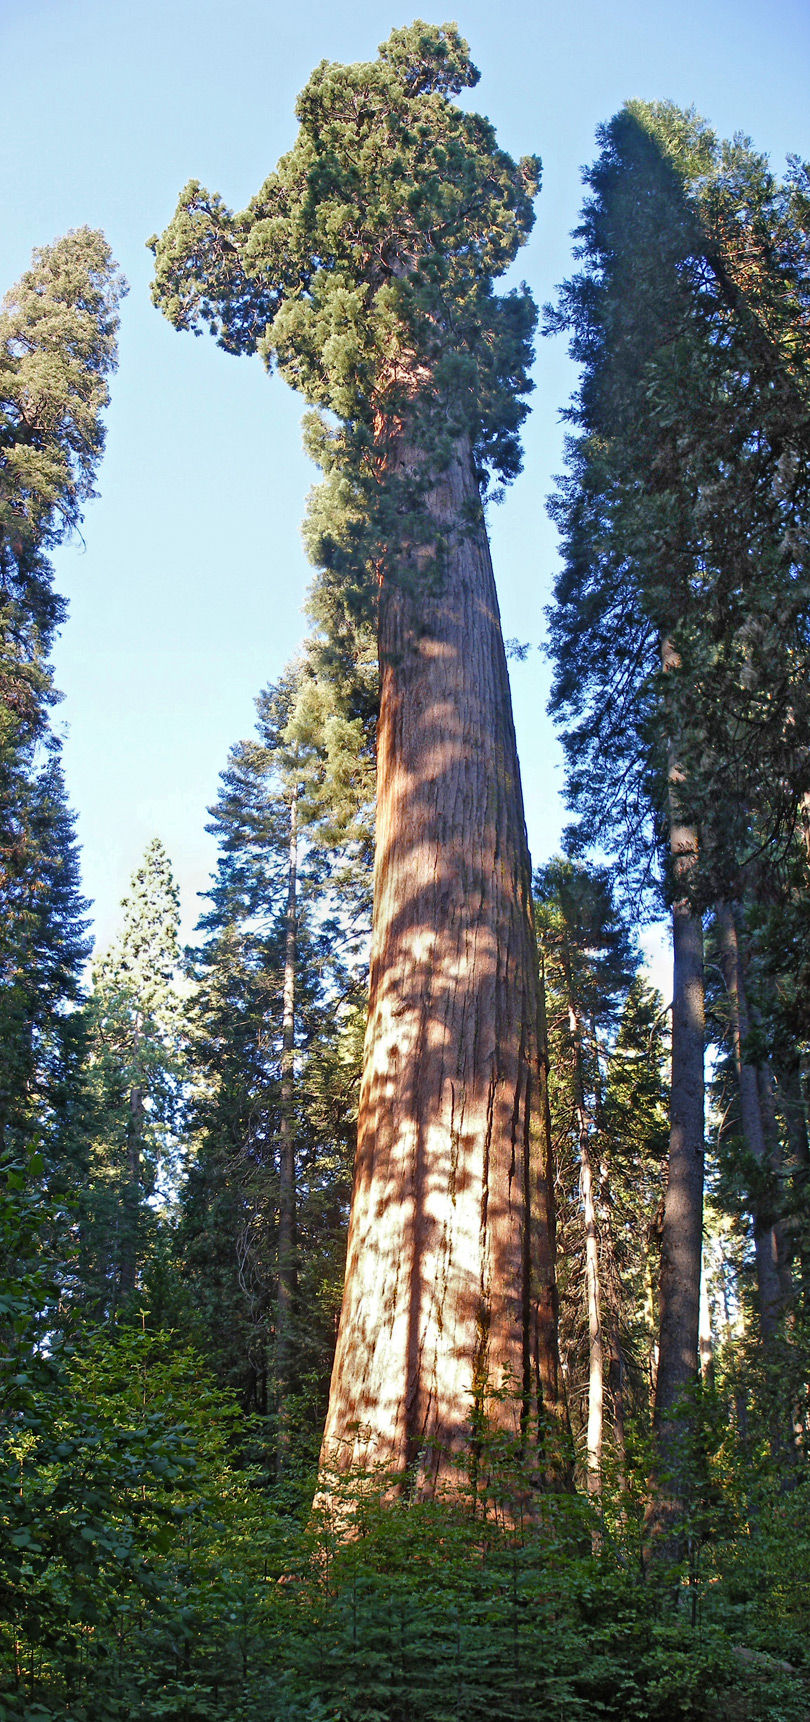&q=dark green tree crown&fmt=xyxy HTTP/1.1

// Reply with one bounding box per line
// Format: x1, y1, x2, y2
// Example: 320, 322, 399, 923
1, 228, 125, 563
150, 22, 540, 604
